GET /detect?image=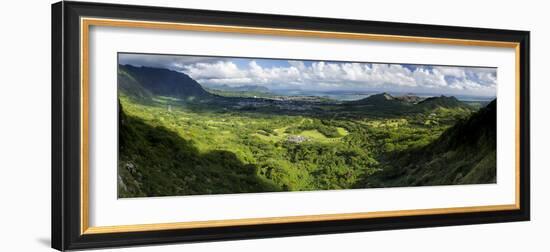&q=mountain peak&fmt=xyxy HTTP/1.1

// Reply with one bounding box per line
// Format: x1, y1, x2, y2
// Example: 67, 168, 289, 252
367, 92, 394, 100
394, 94, 423, 103
349, 92, 418, 109
417, 95, 464, 109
